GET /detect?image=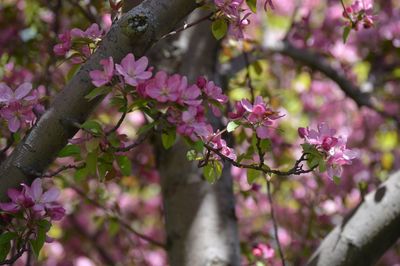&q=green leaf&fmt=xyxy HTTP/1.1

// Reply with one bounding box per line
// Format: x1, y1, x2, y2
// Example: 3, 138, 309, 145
116, 155, 132, 176
0, 232, 17, 245
0, 231, 17, 260
227, 121, 240, 132
343, 26, 351, 43
74, 167, 88, 182
259, 139, 272, 153
85, 138, 100, 152
319, 160, 327, 172
58, 144, 81, 157
203, 161, 223, 184
211, 18, 228, 40
161, 130, 176, 149
86, 152, 98, 176
81, 120, 103, 136
66, 64, 80, 82
246, 168, 259, 184
85, 86, 111, 101
246, 0, 257, 13
186, 150, 197, 161
30, 220, 51, 258
333, 175, 341, 185
137, 122, 155, 135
